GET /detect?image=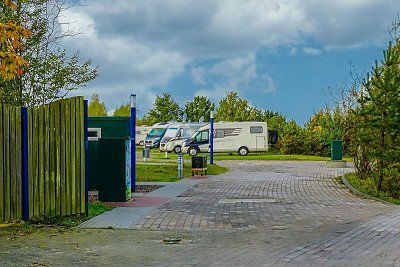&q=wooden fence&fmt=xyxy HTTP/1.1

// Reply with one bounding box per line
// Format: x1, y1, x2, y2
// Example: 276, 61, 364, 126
0, 104, 22, 223
0, 97, 87, 223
